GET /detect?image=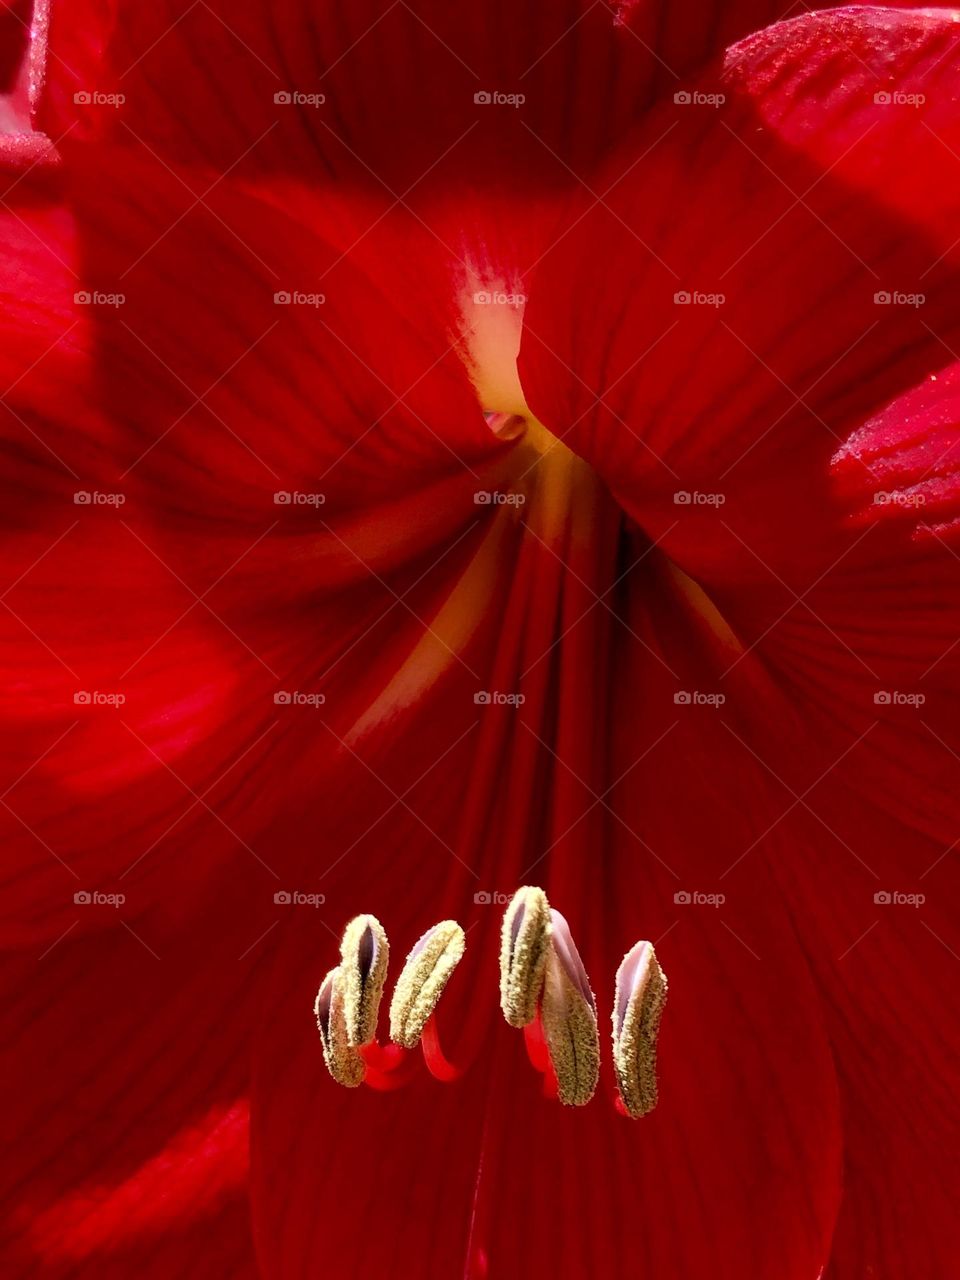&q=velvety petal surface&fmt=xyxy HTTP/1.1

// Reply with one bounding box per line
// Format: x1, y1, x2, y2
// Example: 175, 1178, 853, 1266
0, 151, 509, 944
516, 10, 960, 1272
250, 471, 842, 1279
0, 866, 269, 1277
37, 0, 857, 183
